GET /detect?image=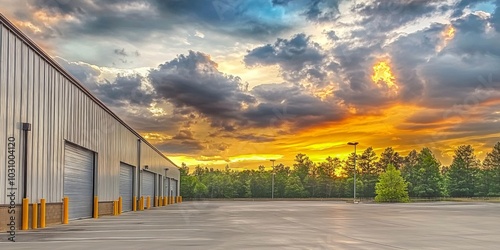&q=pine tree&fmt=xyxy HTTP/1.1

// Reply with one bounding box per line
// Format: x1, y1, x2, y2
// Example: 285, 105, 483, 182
412, 148, 443, 197
483, 142, 500, 196
358, 147, 378, 197
377, 147, 403, 172
446, 145, 479, 197
375, 164, 410, 202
